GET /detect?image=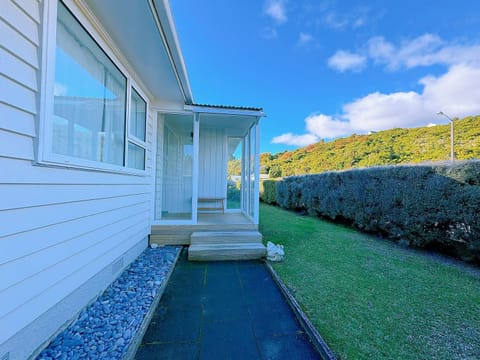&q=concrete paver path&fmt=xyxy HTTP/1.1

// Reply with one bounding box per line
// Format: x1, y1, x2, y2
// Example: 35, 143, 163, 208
135, 251, 320, 359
